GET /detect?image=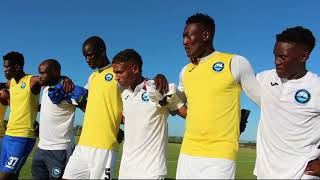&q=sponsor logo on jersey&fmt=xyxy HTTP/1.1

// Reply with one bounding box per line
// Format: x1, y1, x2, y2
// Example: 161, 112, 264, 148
51, 167, 61, 178
141, 92, 149, 102
270, 82, 279, 86
105, 73, 113, 81
294, 89, 311, 104
212, 62, 224, 72
21, 82, 26, 89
